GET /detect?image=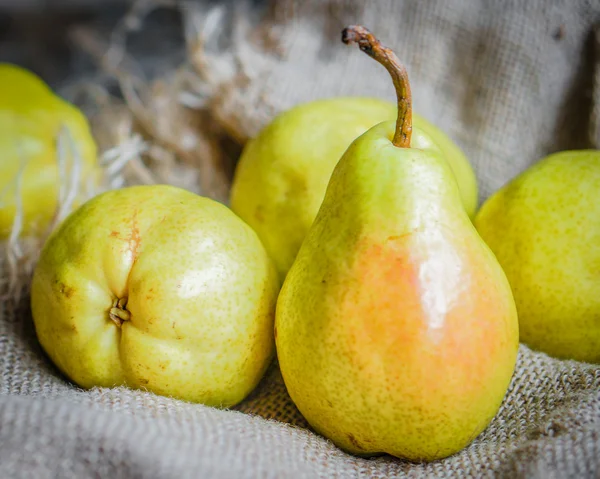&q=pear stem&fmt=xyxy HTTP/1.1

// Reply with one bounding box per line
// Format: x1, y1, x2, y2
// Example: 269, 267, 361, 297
109, 297, 130, 327
341, 25, 412, 148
